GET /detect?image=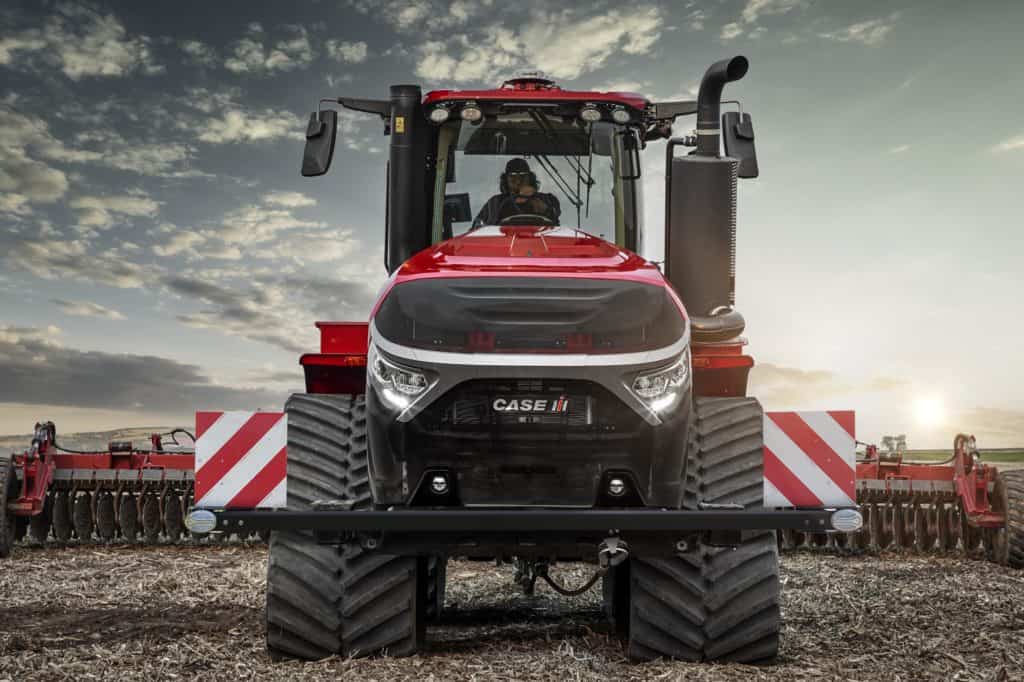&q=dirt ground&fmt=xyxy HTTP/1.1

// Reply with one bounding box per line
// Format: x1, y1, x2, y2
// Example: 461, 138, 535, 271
1, 545, 1022, 681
